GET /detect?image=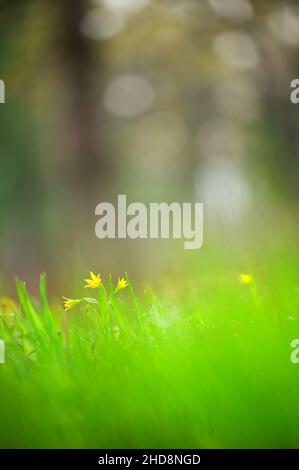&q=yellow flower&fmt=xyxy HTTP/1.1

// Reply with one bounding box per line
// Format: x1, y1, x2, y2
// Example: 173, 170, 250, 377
63, 297, 82, 311
0, 297, 17, 324
115, 277, 128, 292
84, 272, 101, 289
0, 297, 17, 314
239, 274, 253, 285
